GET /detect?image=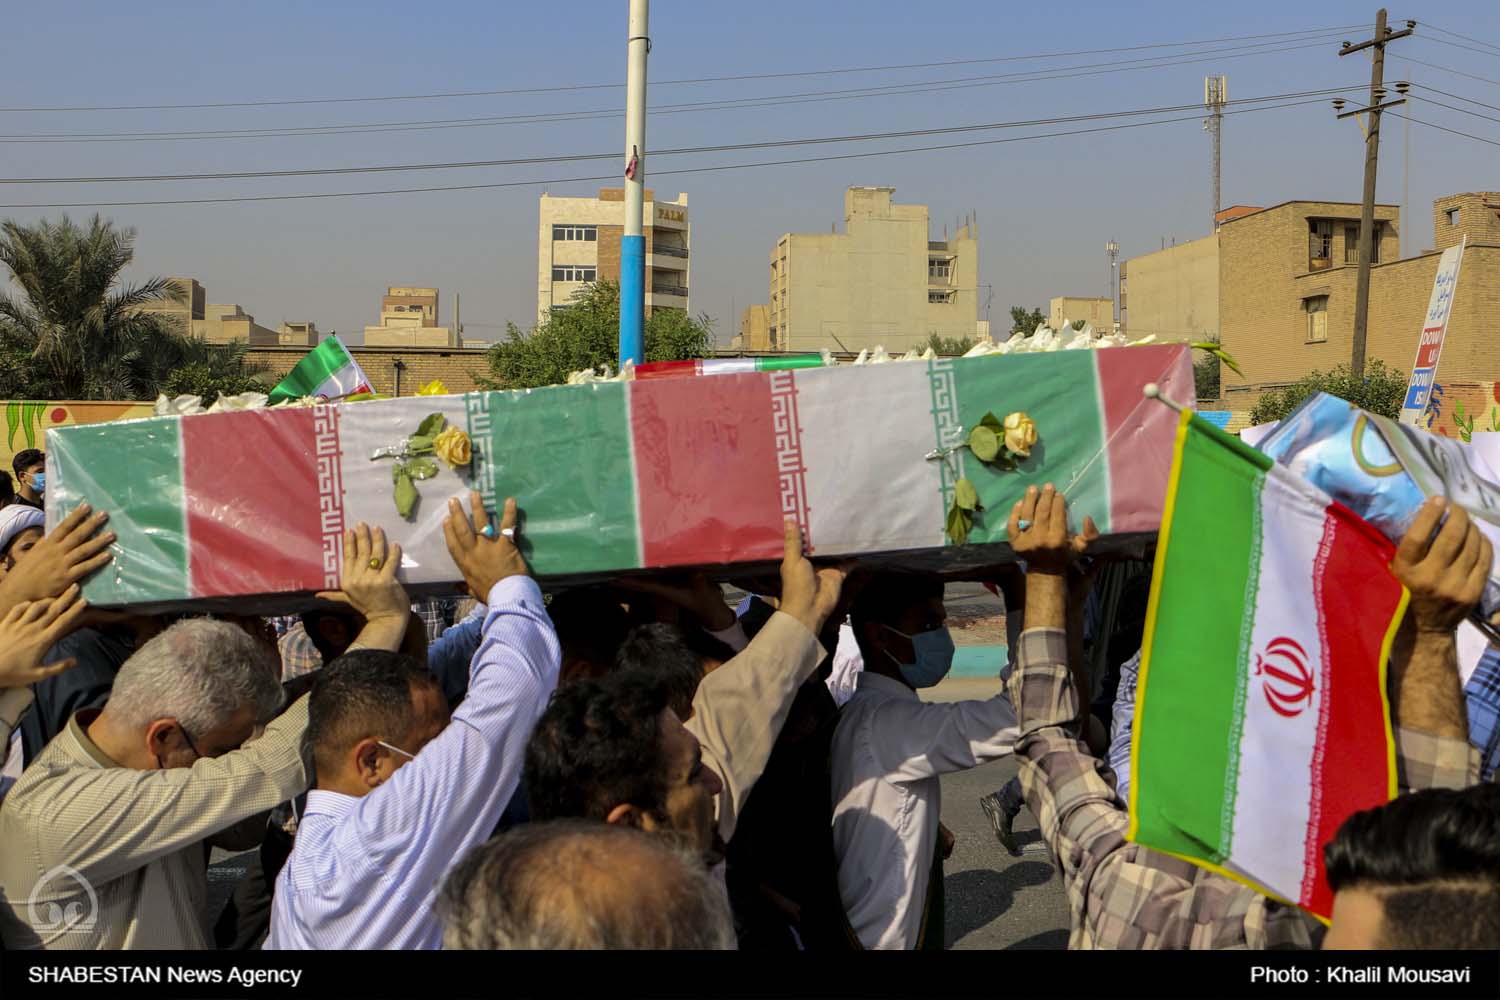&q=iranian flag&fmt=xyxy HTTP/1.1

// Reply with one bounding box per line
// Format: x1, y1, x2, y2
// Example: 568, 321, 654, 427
1129, 409, 1407, 921
268, 334, 373, 403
